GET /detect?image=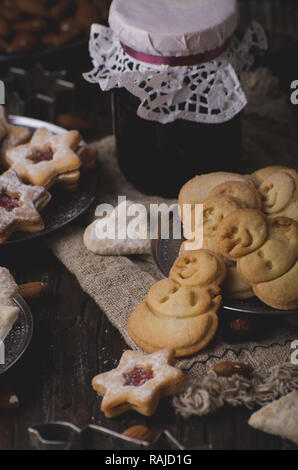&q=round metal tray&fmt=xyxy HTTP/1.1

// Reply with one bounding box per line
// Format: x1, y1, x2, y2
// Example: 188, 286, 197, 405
151, 224, 298, 317
1, 116, 97, 246
0, 294, 33, 375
